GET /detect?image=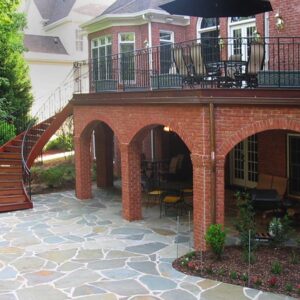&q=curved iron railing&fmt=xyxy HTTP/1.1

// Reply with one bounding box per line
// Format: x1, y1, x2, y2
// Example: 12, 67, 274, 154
21, 62, 89, 200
